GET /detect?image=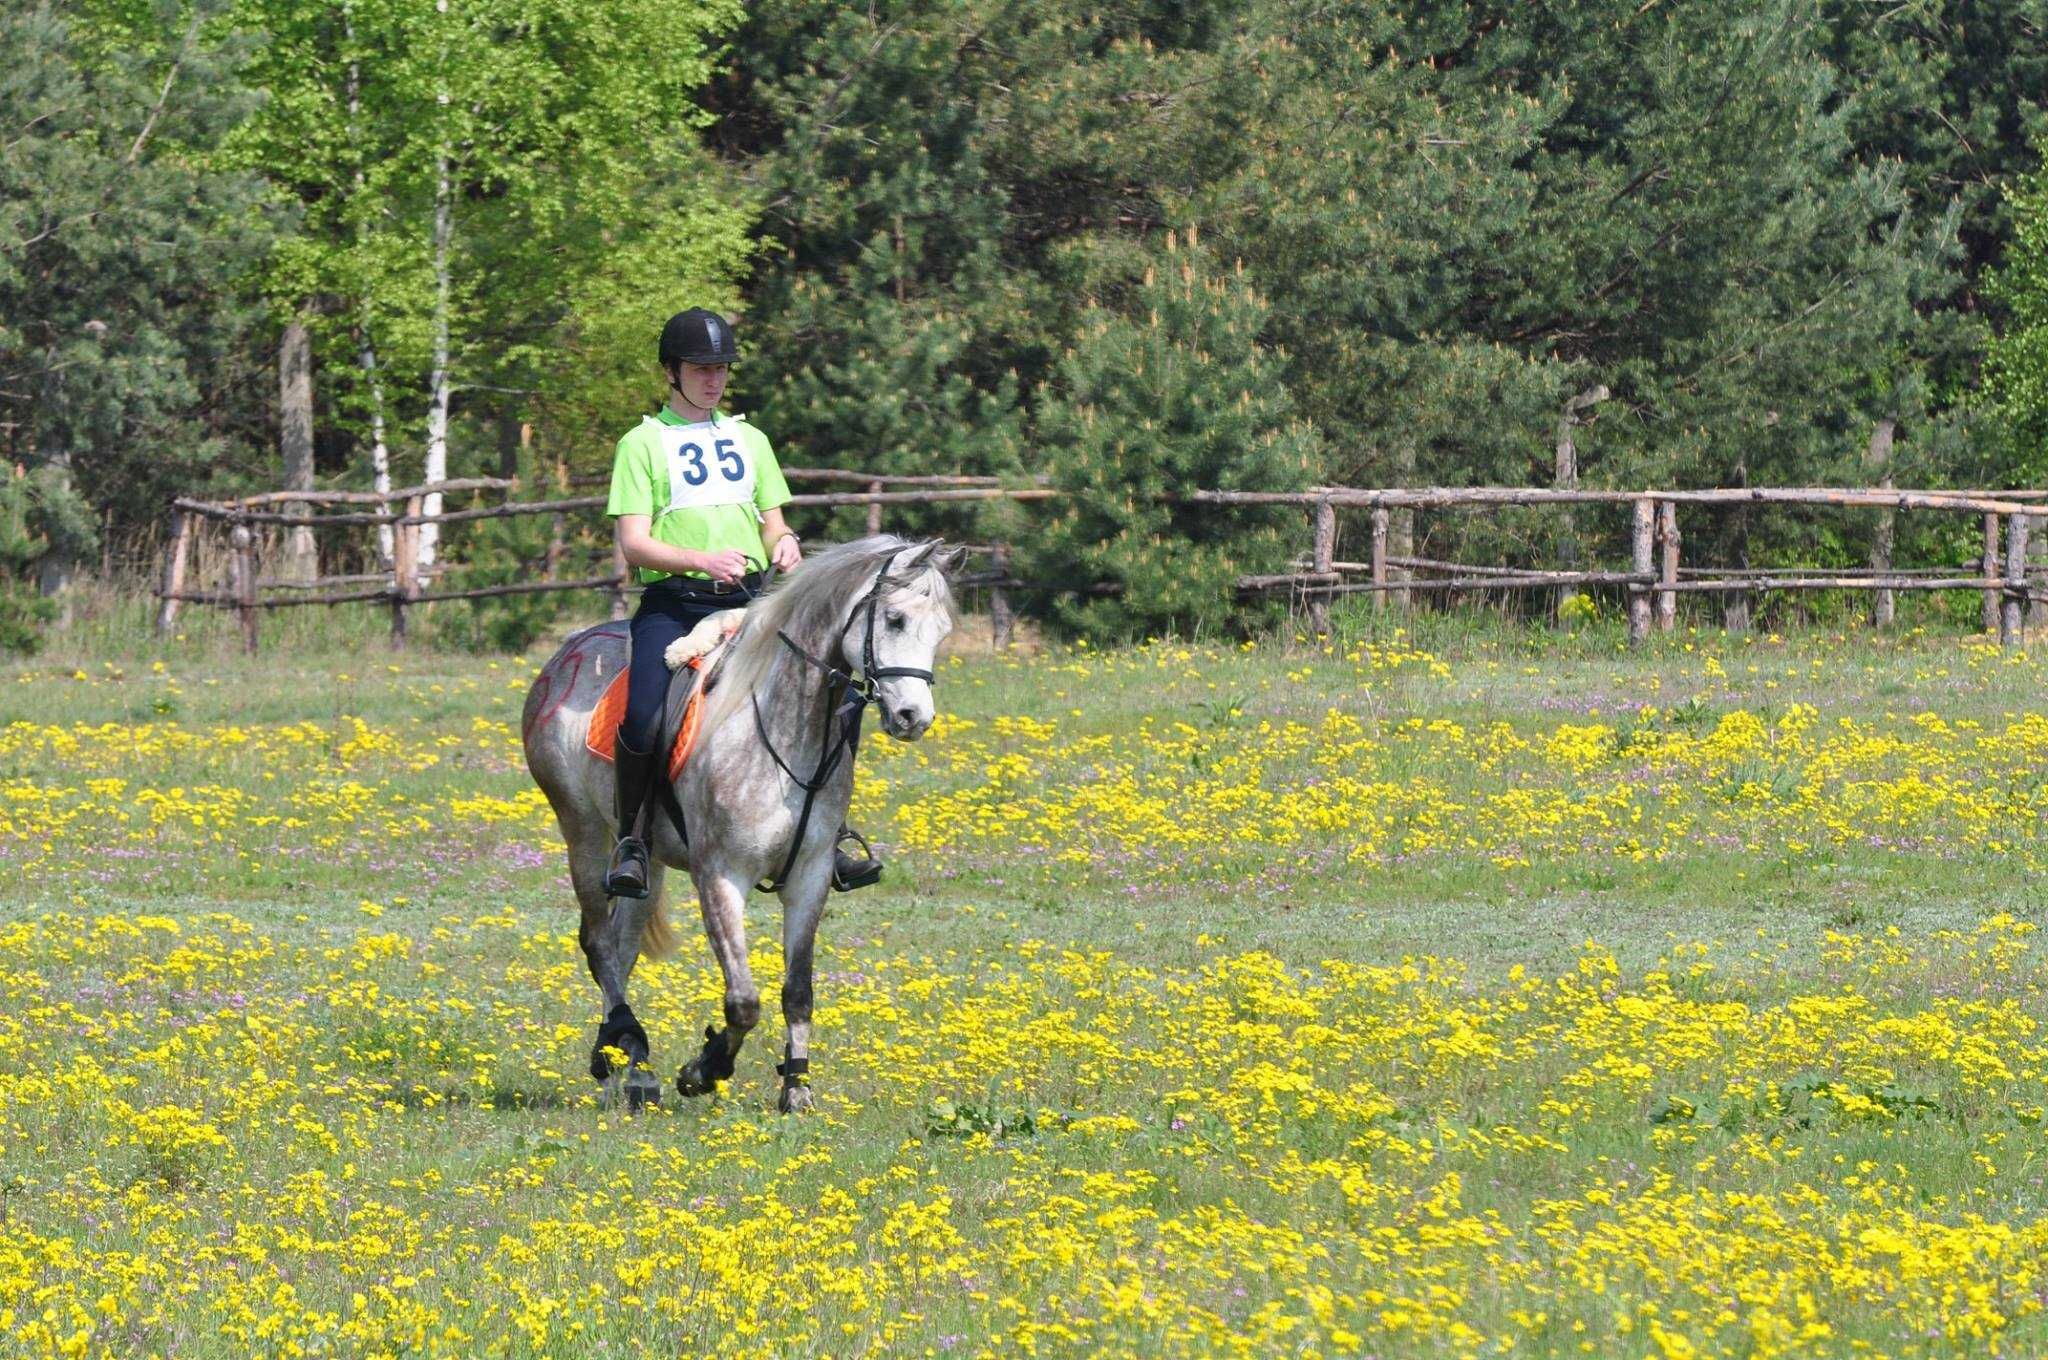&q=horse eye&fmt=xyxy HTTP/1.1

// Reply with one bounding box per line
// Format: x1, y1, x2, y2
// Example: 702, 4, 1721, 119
886, 610, 906, 630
